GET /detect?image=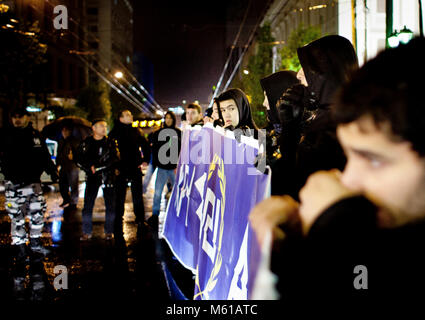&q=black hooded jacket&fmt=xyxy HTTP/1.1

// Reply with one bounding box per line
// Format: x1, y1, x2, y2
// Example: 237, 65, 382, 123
215, 88, 259, 138
108, 121, 151, 174
276, 36, 358, 197
297, 35, 358, 108
0, 123, 58, 185
260, 71, 301, 195
260, 70, 300, 125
